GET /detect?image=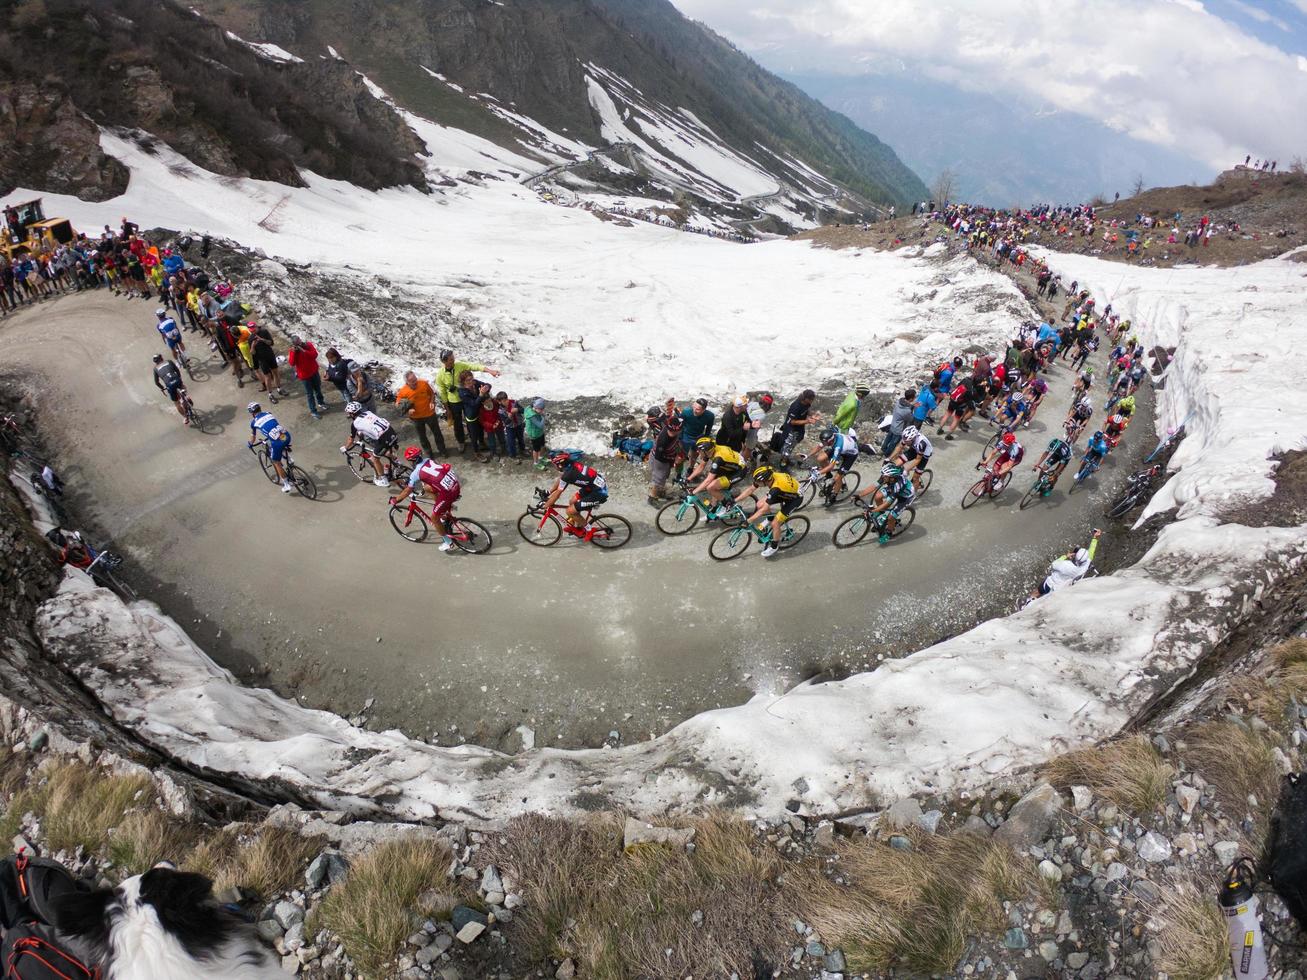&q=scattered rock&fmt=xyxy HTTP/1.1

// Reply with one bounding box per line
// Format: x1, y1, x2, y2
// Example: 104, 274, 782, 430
555, 959, 576, 980
1067, 951, 1090, 970
995, 783, 1061, 849
1214, 840, 1241, 866
917, 809, 943, 834
1071, 786, 1093, 813
888, 835, 913, 851
1038, 859, 1063, 882
256, 919, 284, 943
455, 921, 485, 944
884, 797, 922, 830
1004, 927, 1027, 950
450, 906, 488, 932
1039, 940, 1060, 961
1175, 785, 1201, 814
305, 850, 349, 890
623, 816, 695, 851
1137, 831, 1172, 863
824, 950, 846, 972
272, 900, 304, 931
